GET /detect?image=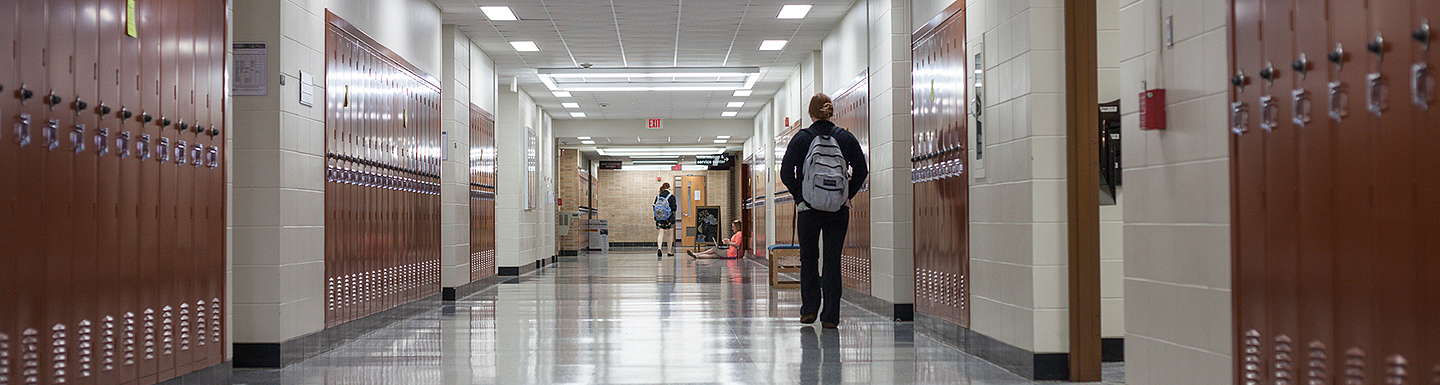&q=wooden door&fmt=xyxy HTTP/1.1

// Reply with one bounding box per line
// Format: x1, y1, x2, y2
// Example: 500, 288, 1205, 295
678, 175, 707, 247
